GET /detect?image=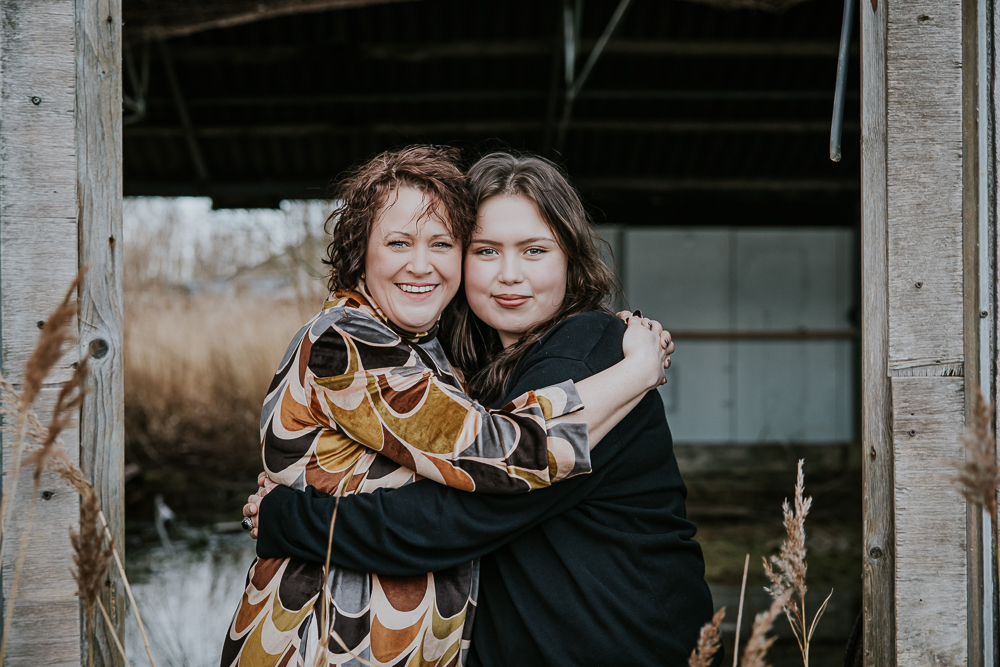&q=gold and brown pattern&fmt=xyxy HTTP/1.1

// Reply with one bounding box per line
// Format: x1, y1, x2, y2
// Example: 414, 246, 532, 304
221, 285, 591, 667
